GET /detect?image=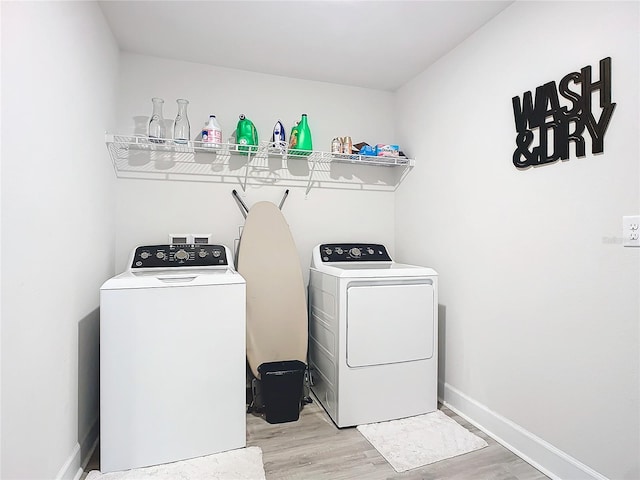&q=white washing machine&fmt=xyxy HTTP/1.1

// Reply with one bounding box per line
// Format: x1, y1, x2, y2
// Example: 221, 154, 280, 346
308, 243, 438, 428
100, 244, 246, 473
